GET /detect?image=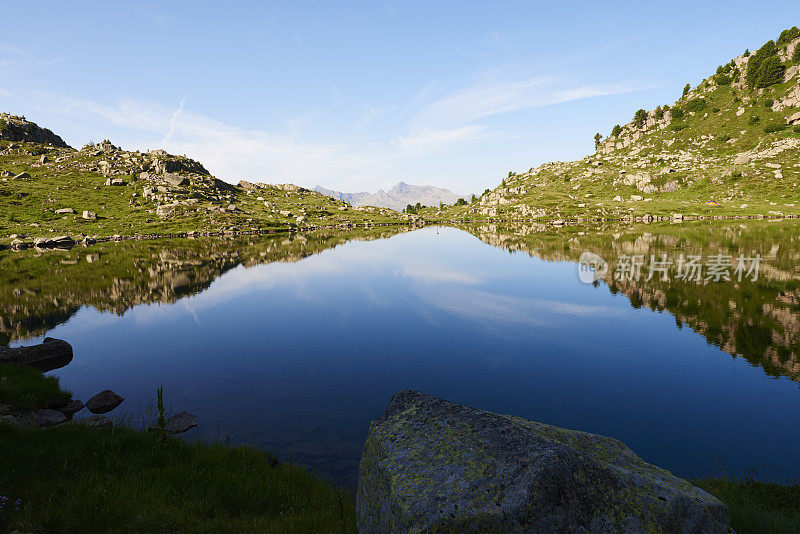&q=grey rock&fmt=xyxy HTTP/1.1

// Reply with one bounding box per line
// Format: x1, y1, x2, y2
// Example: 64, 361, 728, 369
33, 235, 75, 249
150, 411, 198, 434
55, 207, 75, 215
733, 154, 751, 165
58, 399, 85, 418
0, 338, 73, 372
74, 414, 112, 430
163, 173, 189, 186
86, 390, 124, 414
34, 408, 67, 427
82, 210, 97, 220
357, 390, 730, 533
13, 172, 30, 180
